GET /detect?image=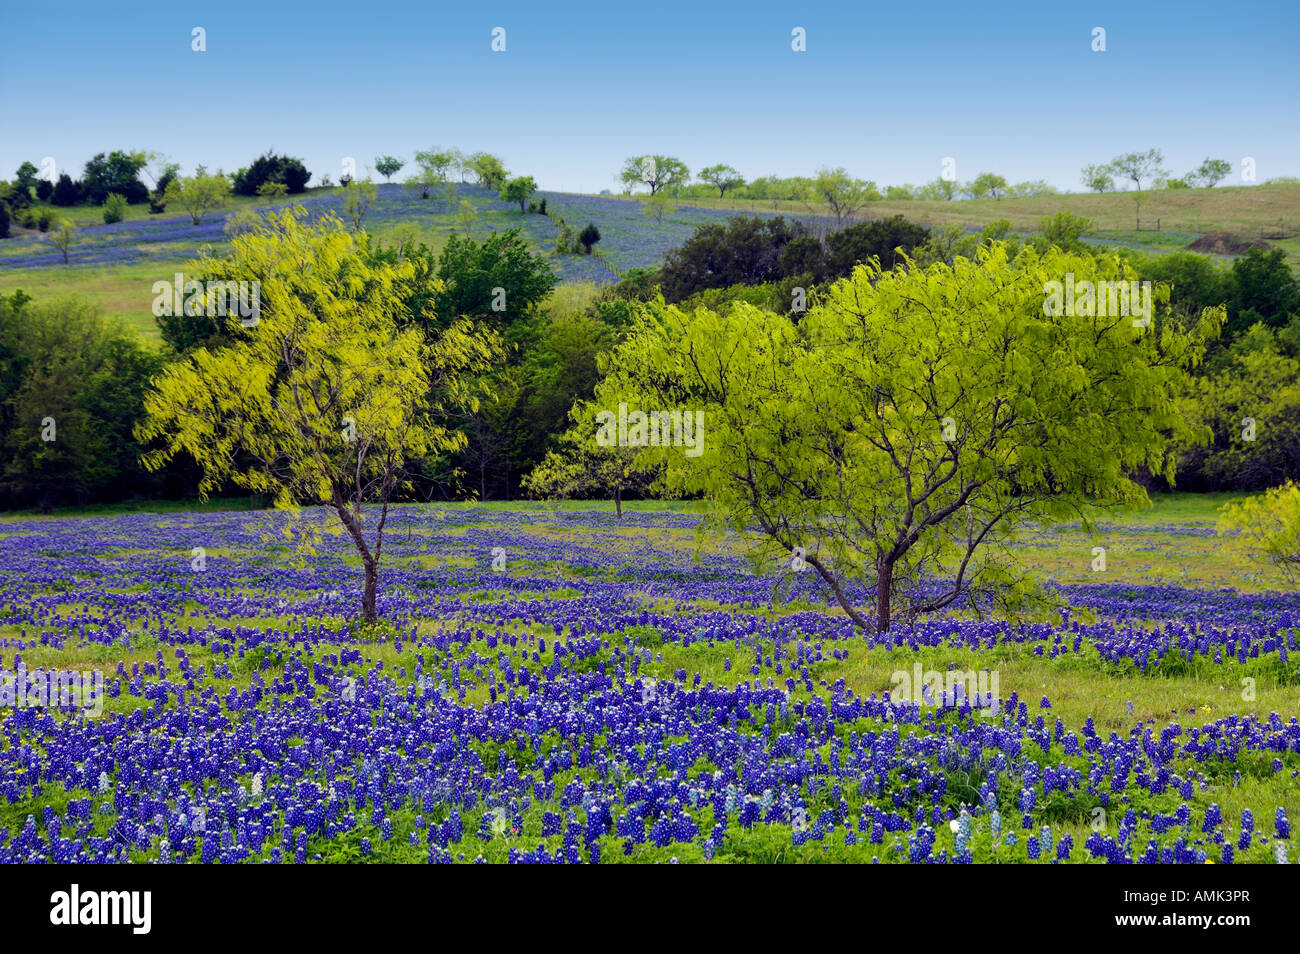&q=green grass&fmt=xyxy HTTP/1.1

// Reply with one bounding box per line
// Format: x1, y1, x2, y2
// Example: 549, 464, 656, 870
18, 190, 304, 229
1088, 228, 1205, 252
0, 495, 260, 522
676, 181, 1300, 235
542, 281, 602, 318
0, 260, 176, 339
